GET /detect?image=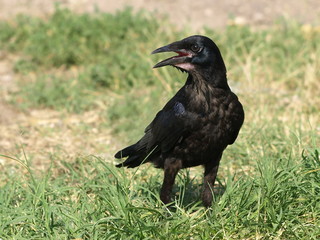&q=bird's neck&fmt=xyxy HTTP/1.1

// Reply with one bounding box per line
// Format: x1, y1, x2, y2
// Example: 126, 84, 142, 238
187, 68, 230, 90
